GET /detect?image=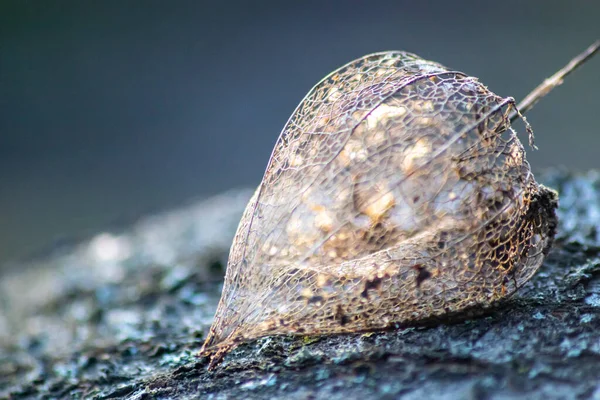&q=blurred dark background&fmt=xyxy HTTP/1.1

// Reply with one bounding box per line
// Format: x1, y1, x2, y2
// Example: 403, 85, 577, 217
0, 0, 598, 266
